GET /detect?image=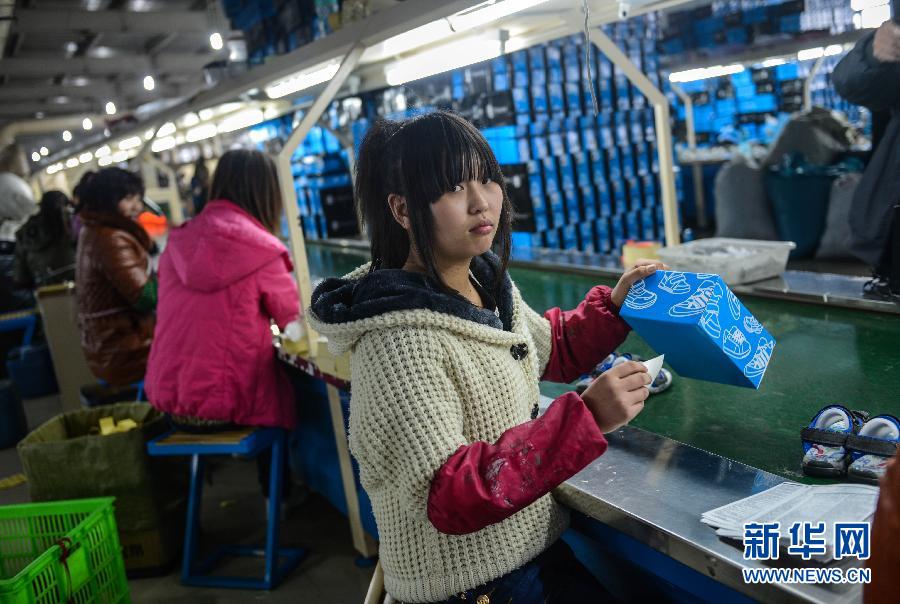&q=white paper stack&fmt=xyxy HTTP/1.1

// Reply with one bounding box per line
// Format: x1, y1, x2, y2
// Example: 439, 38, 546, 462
701, 482, 880, 562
